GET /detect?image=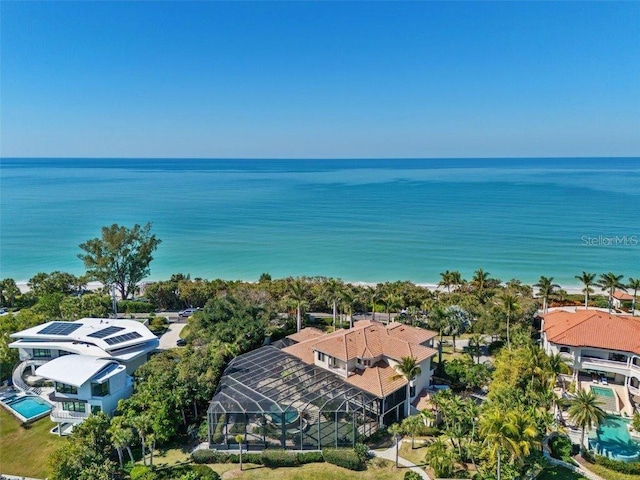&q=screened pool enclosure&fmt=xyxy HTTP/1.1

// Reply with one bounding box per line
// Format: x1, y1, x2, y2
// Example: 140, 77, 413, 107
207, 346, 382, 450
